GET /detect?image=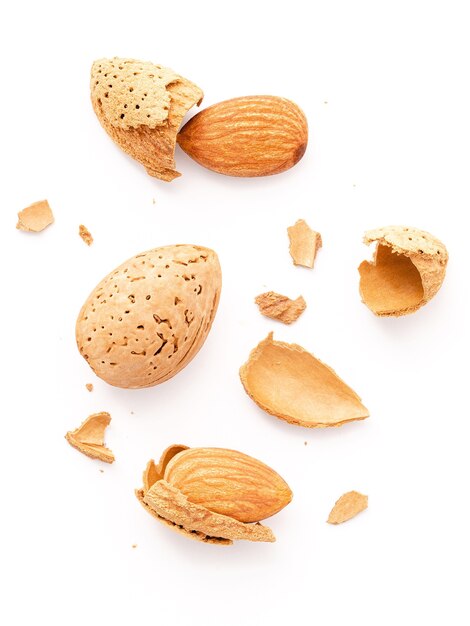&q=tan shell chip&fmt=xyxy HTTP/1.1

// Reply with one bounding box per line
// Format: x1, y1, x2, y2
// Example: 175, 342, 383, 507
327, 491, 368, 524
91, 57, 203, 181
65, 412, 114, 463
288, 219, 322, 268
85, 383, 93, 392
255, 292, 306, 324
16, 200, 54, 232
79, 224, 93, 246
240, 333, 369, 428
359, 226, 448, 316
